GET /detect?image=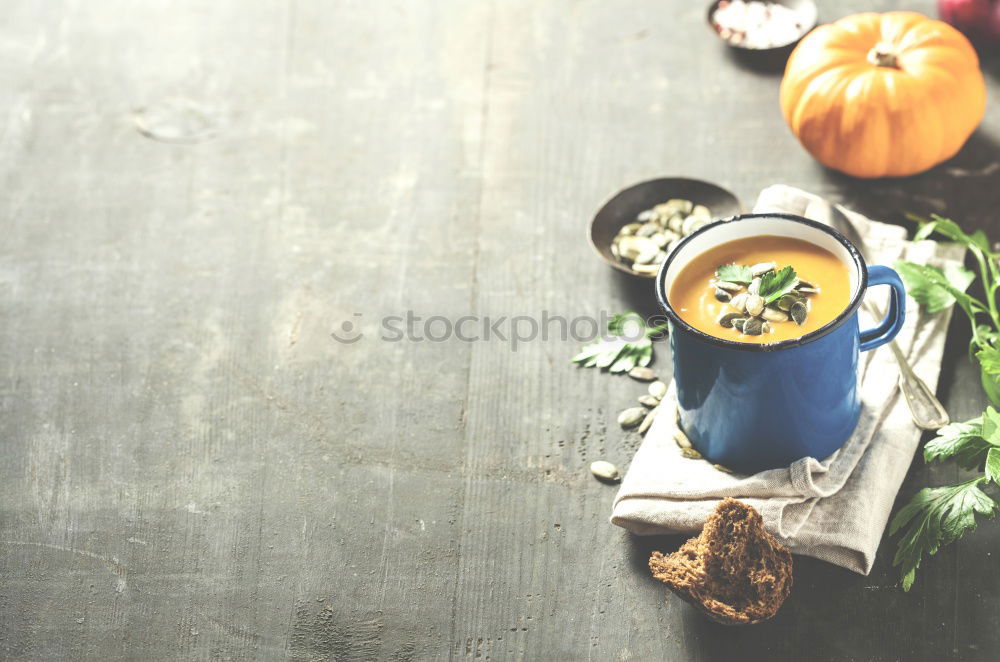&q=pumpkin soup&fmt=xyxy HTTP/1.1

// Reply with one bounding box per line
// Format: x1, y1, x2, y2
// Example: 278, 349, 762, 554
669, 236, 851, 344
